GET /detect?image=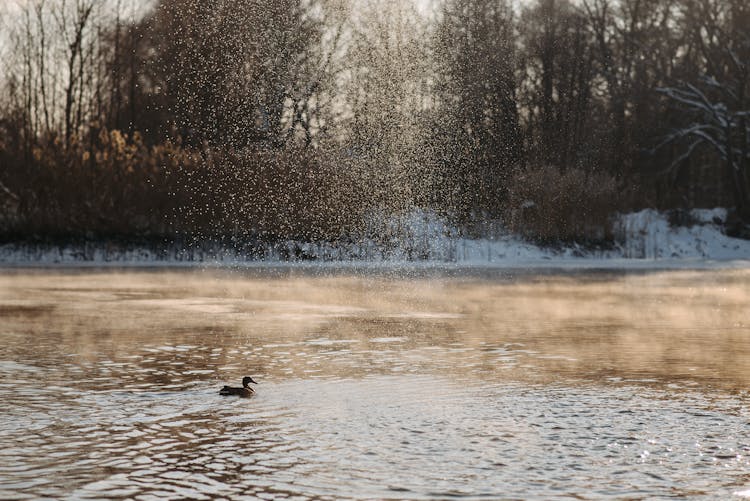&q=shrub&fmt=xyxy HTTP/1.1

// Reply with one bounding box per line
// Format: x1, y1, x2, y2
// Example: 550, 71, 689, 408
503, 165, 621, 244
